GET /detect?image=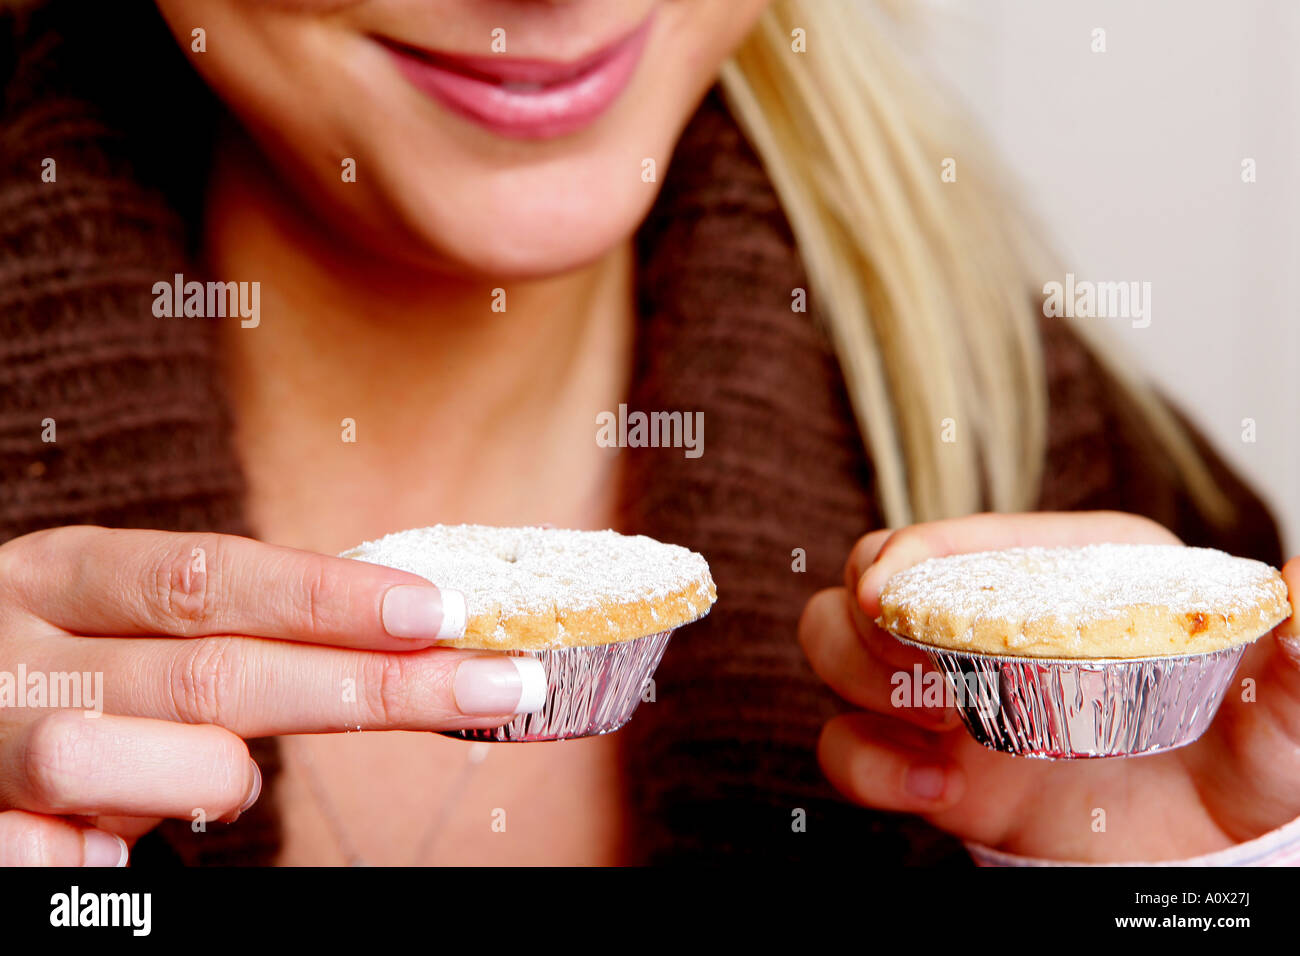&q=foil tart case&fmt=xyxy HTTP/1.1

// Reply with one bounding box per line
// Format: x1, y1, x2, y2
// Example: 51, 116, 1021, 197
889, 633, 1258, 759
443, 629, 674, 743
